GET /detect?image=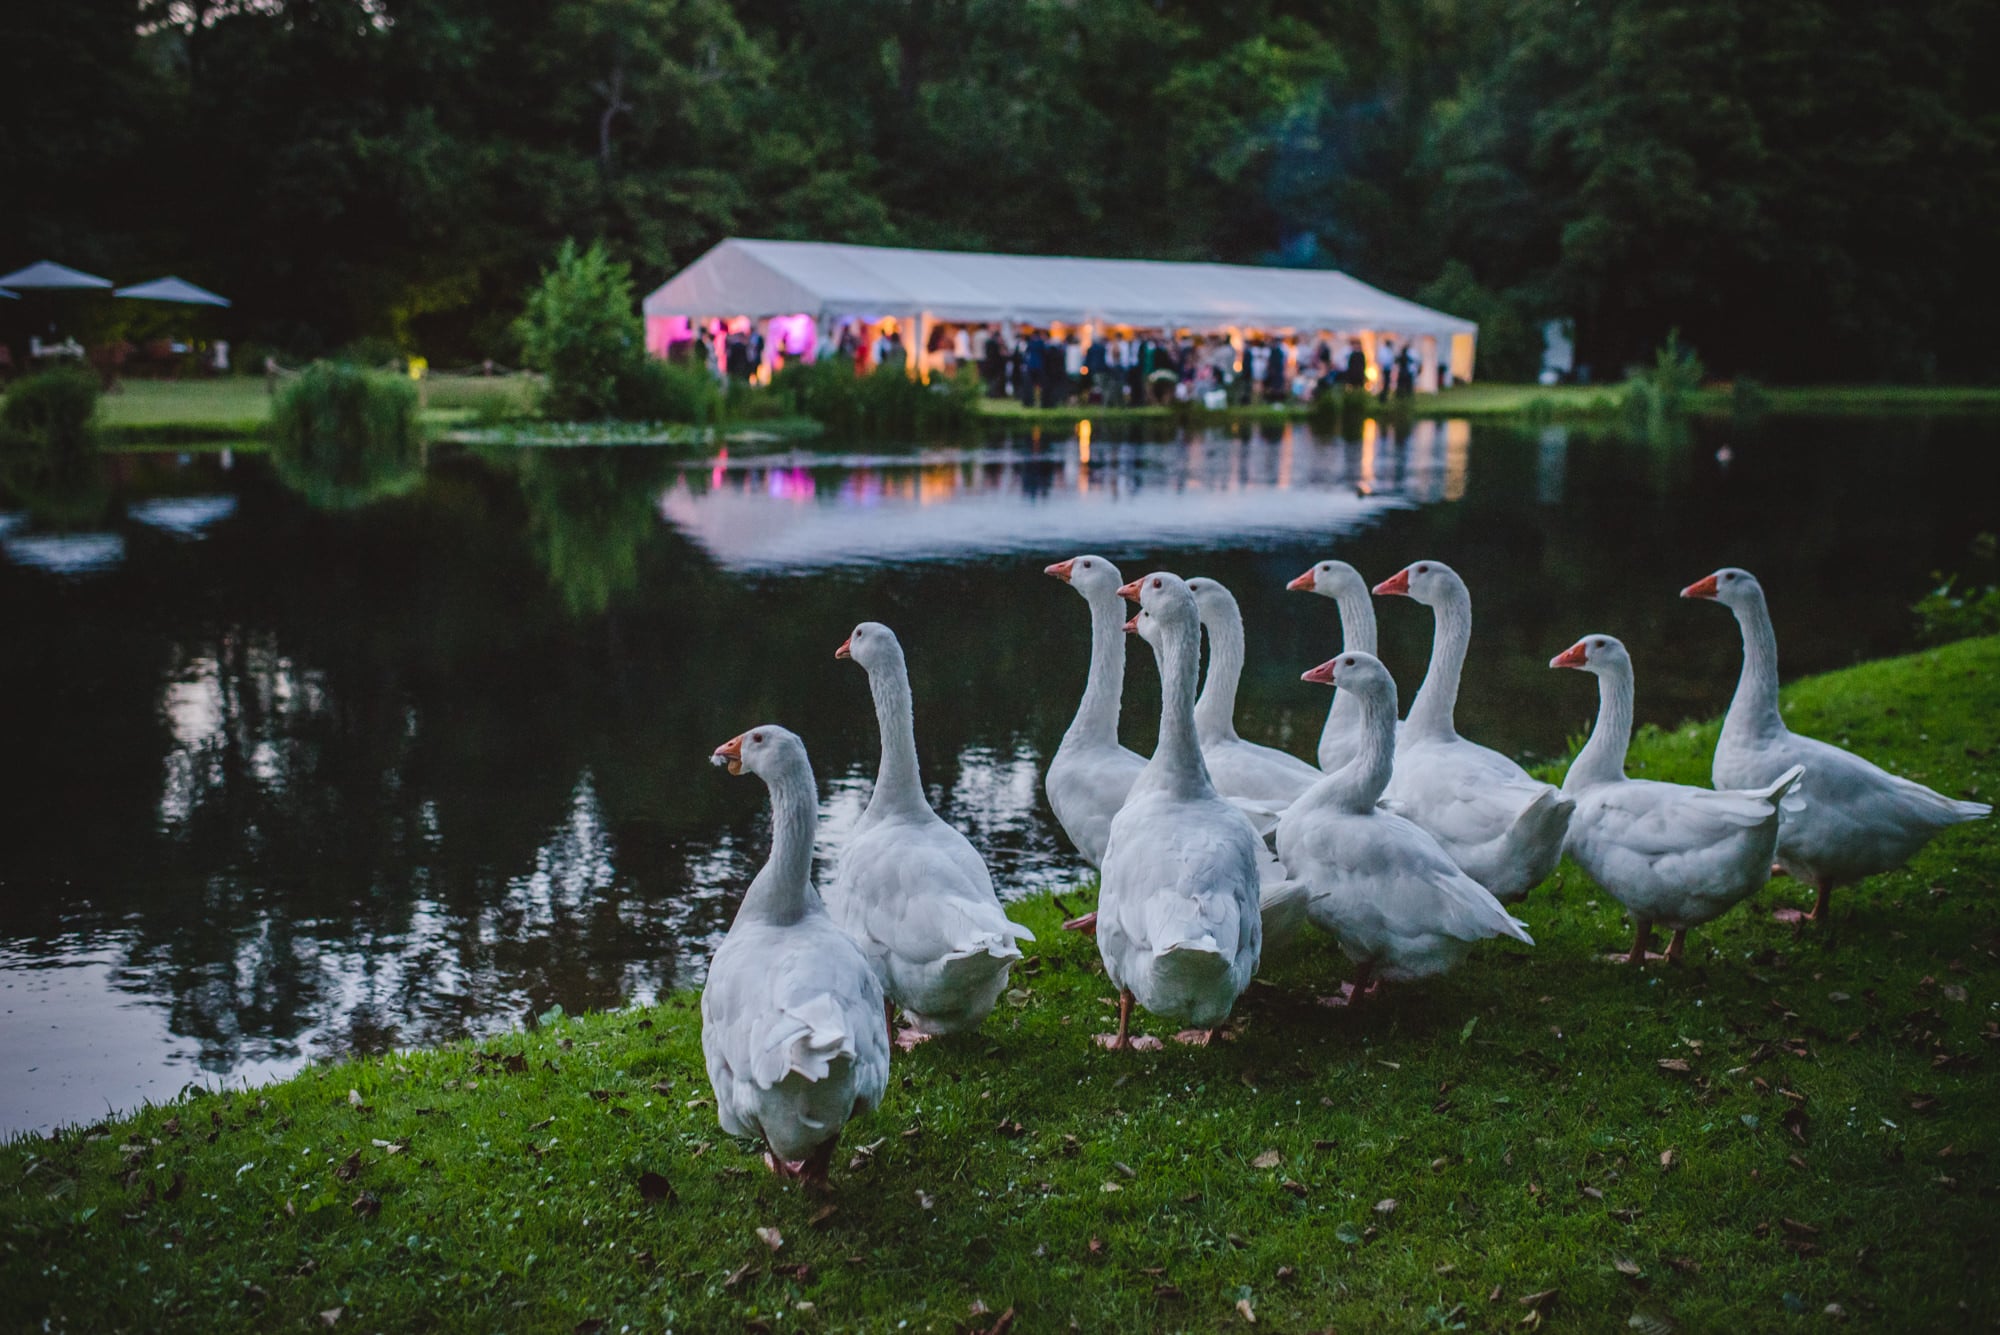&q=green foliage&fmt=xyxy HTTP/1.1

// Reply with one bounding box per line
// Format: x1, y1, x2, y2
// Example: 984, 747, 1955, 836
268, 362, 424, 510
1914, 533, 2000, 645
1416, 262, 1540, 382
615, 356, 725, 427
514, 240, 652, 423
2, 638, 1996, 1329
1623, 330, 1706, 440
0, 369, 106, 526
767, 360, 981, 439
0, 368, 101, 455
